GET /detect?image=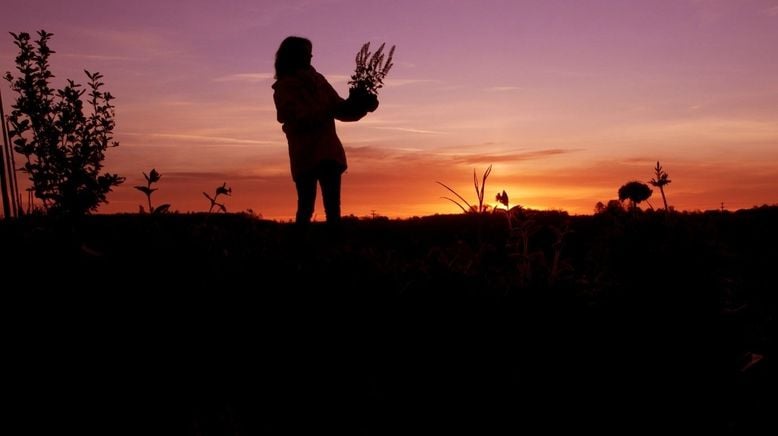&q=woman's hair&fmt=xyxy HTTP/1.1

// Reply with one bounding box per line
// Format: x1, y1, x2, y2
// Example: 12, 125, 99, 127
275, 36, 313, 79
